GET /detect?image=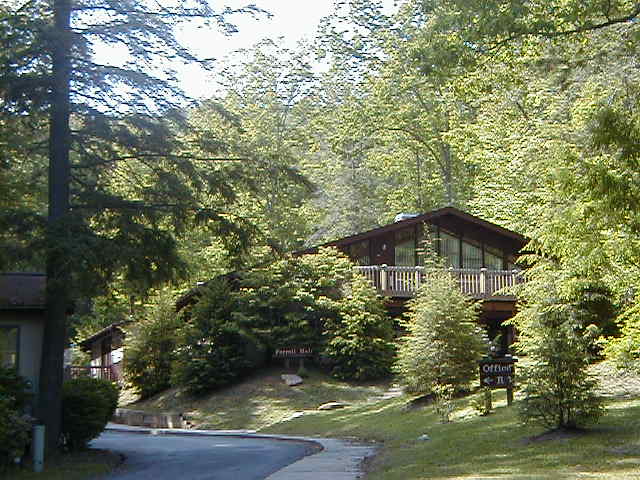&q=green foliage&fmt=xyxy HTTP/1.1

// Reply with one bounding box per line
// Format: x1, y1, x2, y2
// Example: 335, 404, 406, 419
170, 248, 393, 394
514, 272, 605, 430
469, 387, 493, 416
61, 377, 119, 451
124, 290, 182, 399
0, 368, 32, 468
172, 278, 264, 396
0, 366, 31, 411
0, 396, 31, 468
323, 274, 396, 380
432, 383, 455, 424
395, 268, 486, 393
605, 297, 640, 372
